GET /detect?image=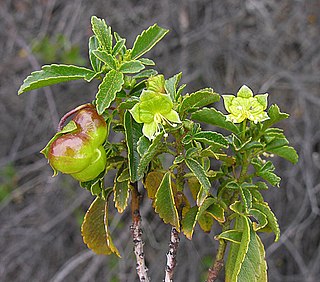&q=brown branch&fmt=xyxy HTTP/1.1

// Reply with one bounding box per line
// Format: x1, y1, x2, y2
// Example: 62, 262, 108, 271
206, 239, 227, 282
130, 182, 150, 282
164, 227, 180, 282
